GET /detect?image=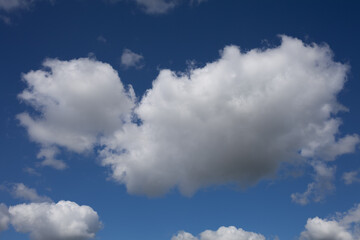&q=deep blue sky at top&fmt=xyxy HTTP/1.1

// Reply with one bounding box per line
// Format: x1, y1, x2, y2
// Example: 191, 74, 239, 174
1, 0, 360, 240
